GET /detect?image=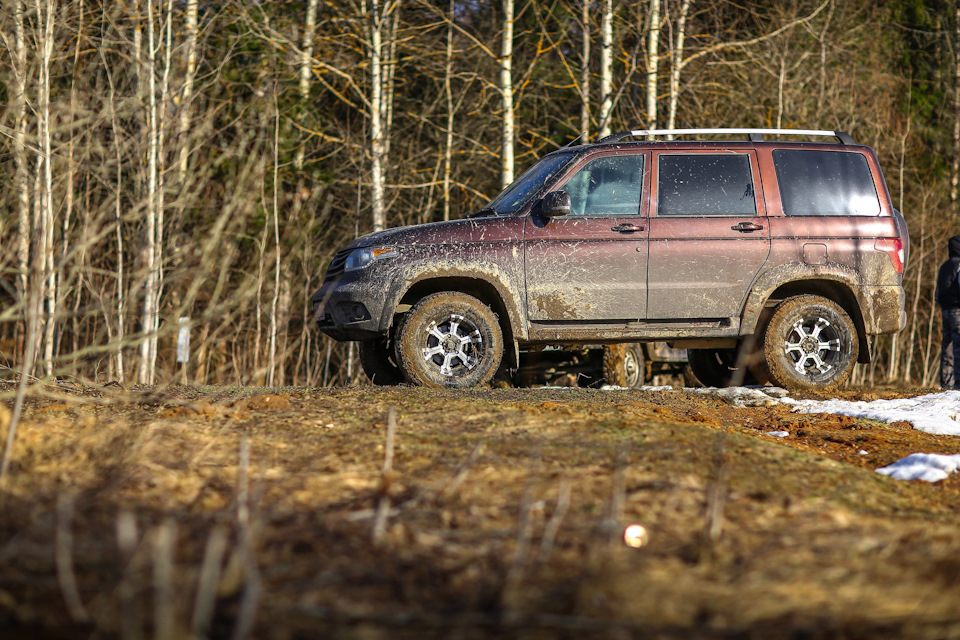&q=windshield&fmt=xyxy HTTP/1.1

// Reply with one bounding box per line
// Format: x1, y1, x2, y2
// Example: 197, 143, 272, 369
483, 152, 575, 215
